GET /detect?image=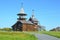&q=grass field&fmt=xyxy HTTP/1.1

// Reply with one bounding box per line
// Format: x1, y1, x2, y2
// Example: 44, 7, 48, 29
40, 31, 60, 38
0, 31, 37, 40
